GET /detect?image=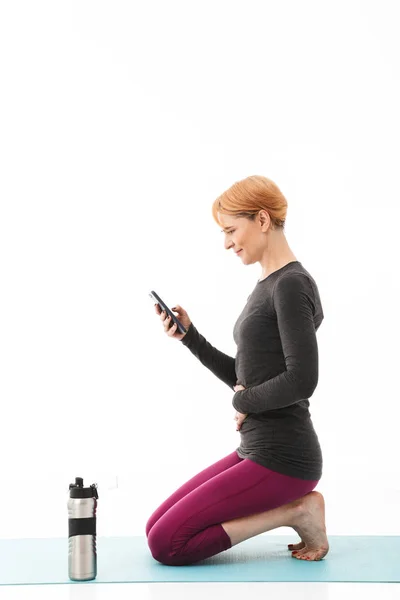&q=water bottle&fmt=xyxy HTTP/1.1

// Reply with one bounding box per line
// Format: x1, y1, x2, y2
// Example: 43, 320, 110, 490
68, 477, 99, 581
